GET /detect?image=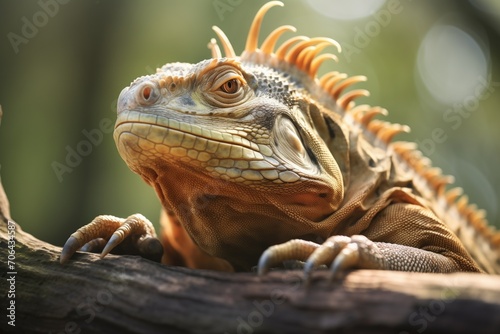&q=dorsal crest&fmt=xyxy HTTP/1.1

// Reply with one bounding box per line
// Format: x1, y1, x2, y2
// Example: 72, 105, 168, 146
208, 1, 369, 112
